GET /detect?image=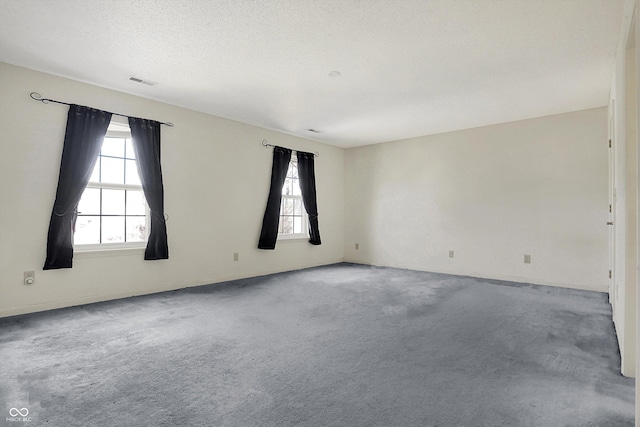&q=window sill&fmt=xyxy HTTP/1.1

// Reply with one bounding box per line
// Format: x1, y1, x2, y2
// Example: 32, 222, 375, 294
74, 245, 146, 259
277, 235, 310, 242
